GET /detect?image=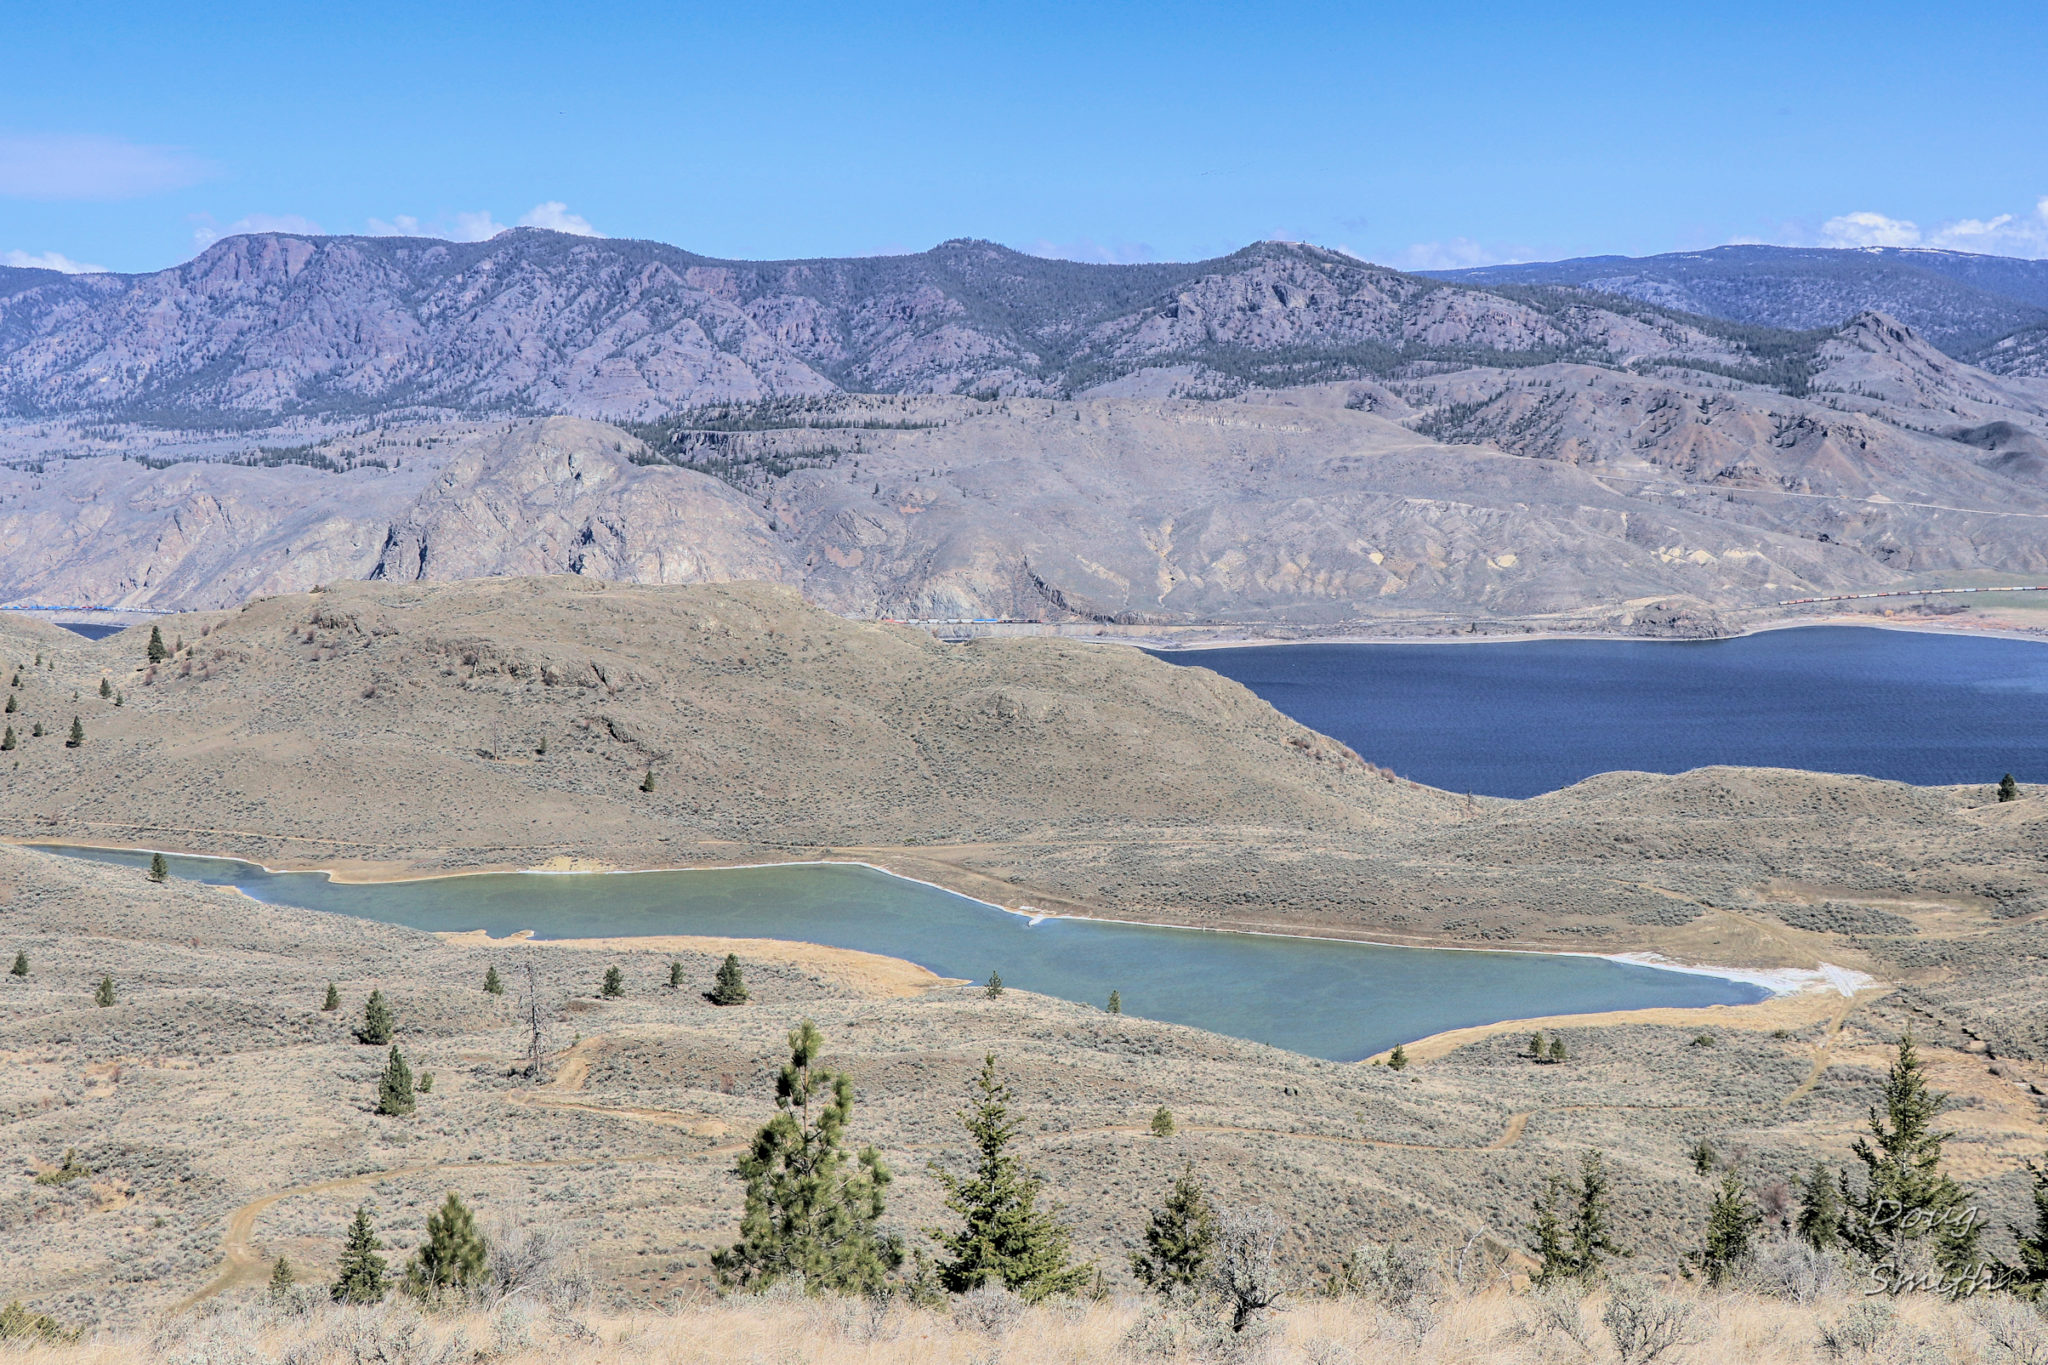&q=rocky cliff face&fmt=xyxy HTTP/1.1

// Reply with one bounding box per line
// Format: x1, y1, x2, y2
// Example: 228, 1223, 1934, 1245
0, 232, 1782, 422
